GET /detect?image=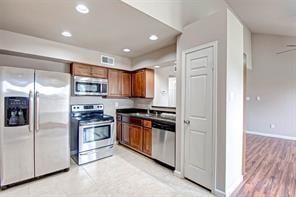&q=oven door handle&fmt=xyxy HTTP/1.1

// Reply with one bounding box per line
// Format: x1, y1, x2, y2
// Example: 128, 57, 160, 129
79, 121, 114, 127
